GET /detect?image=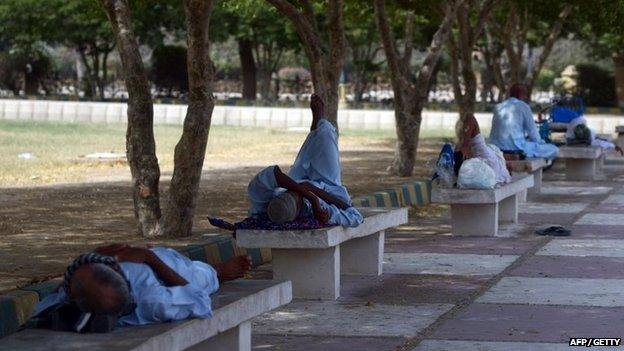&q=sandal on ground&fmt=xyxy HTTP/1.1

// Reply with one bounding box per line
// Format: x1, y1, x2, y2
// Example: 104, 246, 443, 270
535, 226, 571, 237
